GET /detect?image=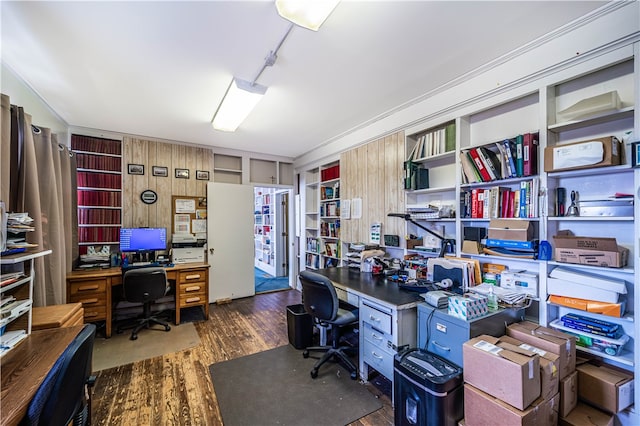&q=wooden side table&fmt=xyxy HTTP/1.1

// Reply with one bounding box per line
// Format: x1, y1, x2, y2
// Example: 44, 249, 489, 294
32, 303, 84, 331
